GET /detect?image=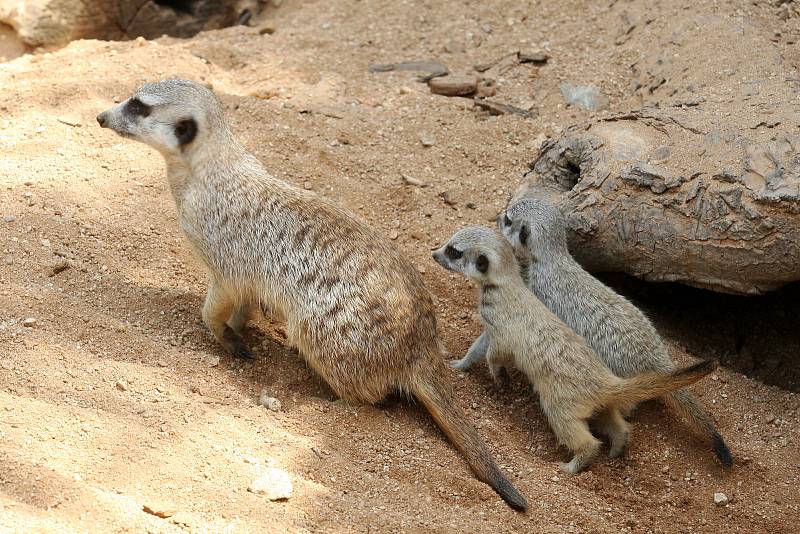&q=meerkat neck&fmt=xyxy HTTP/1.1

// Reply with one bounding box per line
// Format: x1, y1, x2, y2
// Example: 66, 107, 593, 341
163, 127, 250, 205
